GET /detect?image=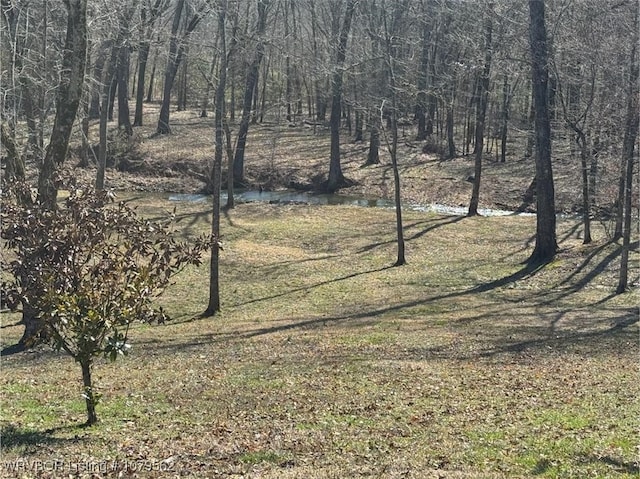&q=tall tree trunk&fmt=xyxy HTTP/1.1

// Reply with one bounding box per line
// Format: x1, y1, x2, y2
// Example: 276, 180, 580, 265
500, 73, 509, 163
200, 54, 218, 117
354, 110, 363, 142
524, 85, 535, 158
117, 42, 133, 136
107, 77, 117, 121
89, 43, 110, 119
468, 7, 492, 217
446, 103, 456, 158
37, 0, 88, 209
156, 0, 202, 134
616, 7, 639, 294
205, 2, 228, 317
224, 120, 235, 209
254, 58, 266, 124
146, 47, 158, 102
366, 111, 380, 165
133, 41, 150, 126
79, 101, 91, 167
177, 45, 189, 111
232, 0, 269, 184
527, 0, 557, 264
310, 2, 326, 123
415, 5, 431, 141
96, 45, 119, 191
327, 0, 358, 192
157, 0, 185, 134
576, 132, 592, 244
382, 1, 406, 266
